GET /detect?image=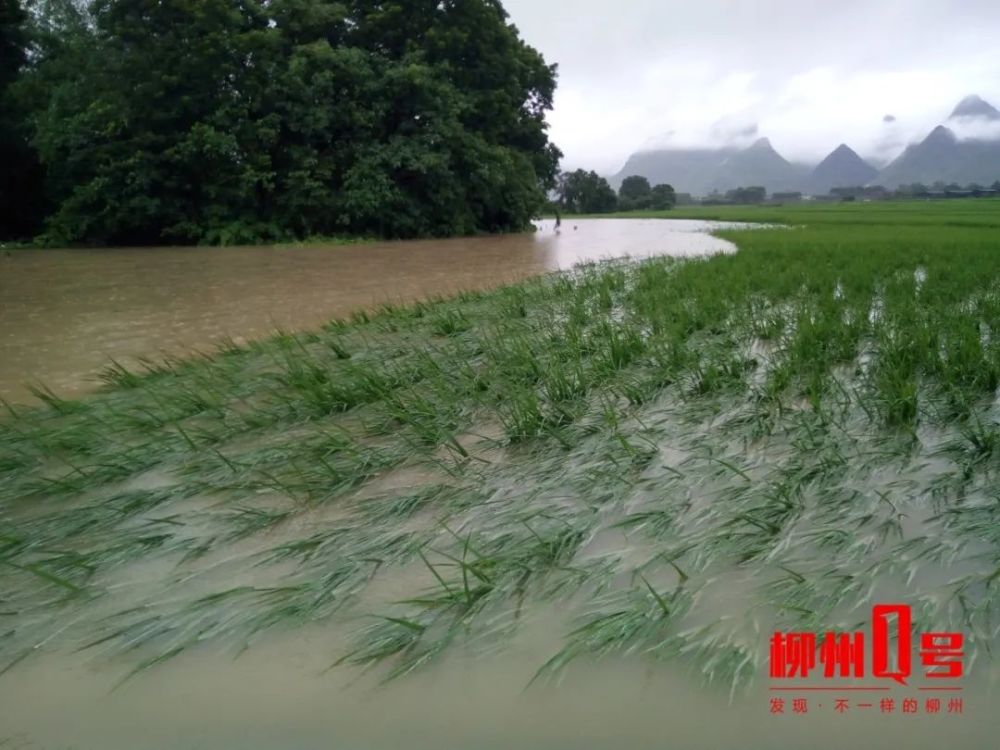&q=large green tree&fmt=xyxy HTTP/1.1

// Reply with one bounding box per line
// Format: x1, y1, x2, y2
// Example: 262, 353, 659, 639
617, 174, 650, 210
725, 186, 766, 204
558, 169, 617, 214
0, 0, 46, 240
649, 183, 676, 210
24, 0, 561, 245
